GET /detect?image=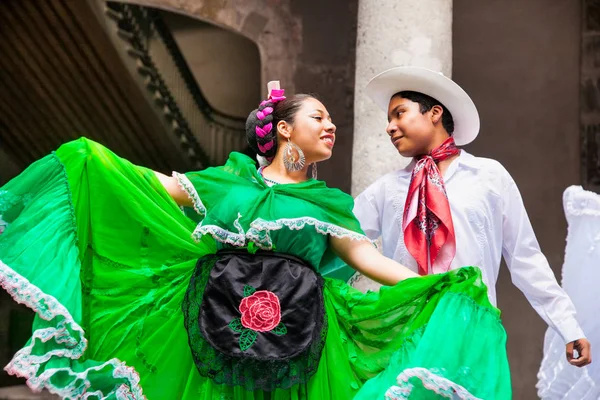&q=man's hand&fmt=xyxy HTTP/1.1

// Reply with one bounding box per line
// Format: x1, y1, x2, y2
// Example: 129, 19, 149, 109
566, 338, 592, 367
